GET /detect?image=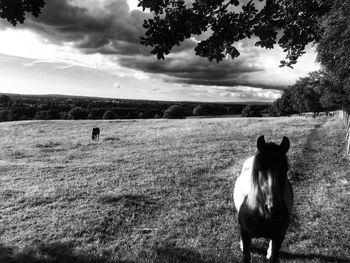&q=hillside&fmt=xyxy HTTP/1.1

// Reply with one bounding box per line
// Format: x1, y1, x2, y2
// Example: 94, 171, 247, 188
0, 116, 349, 262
